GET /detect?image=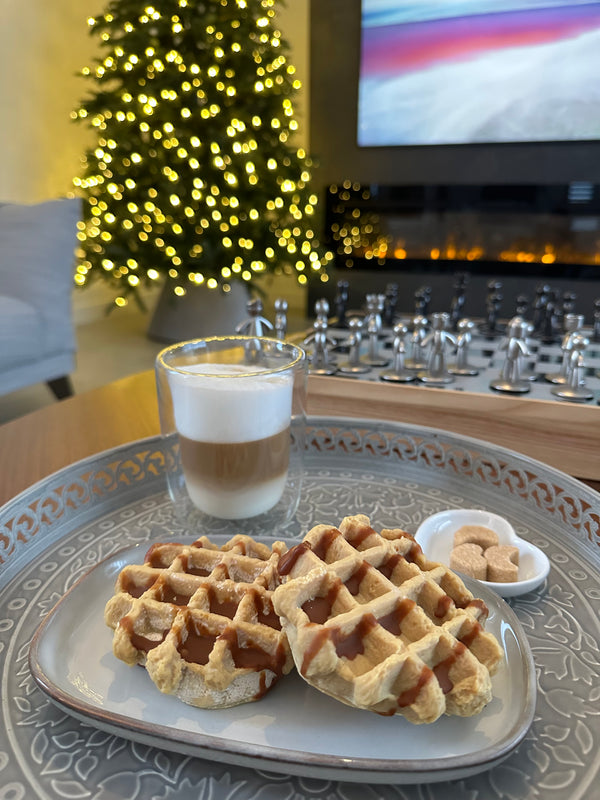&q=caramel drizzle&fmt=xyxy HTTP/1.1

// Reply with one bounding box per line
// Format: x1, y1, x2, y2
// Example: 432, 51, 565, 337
220, 627, 287, 675
433, 642, 467, 694
434, 594, 454, 619
278, 542, 311, 576
344, 561, 370, 596
207, 585, 239, 619
121, 573, 156, 599
120, 615, 168, 653
176, 614, 217, 665
397, 667, 433, 708
377, 598, 416, 635
330, 614, 377, 660
311, 529, 340, 562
